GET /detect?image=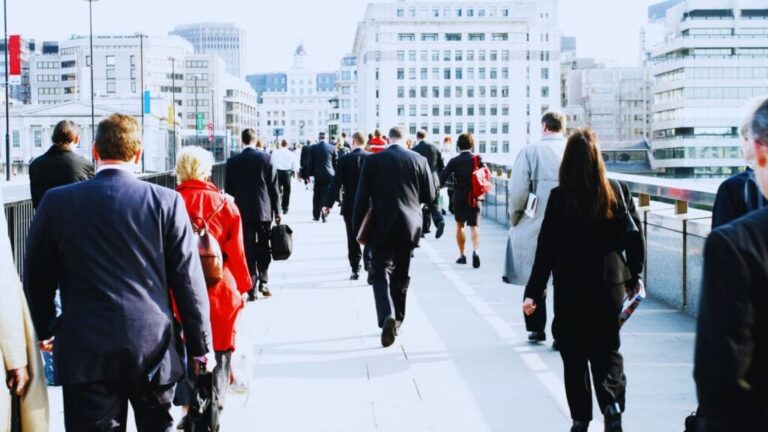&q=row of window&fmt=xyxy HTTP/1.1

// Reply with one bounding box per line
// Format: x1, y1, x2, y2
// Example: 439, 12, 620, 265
397, 103, 513, 117
655, 86, 768, 103
186, 60, 210, 69
395, 6, 518, 19
655, 66, 768, 84
394, 84, 548, 99
396, 66, 518, 81
396, 49, 514, 63
653, 146, 742, 160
